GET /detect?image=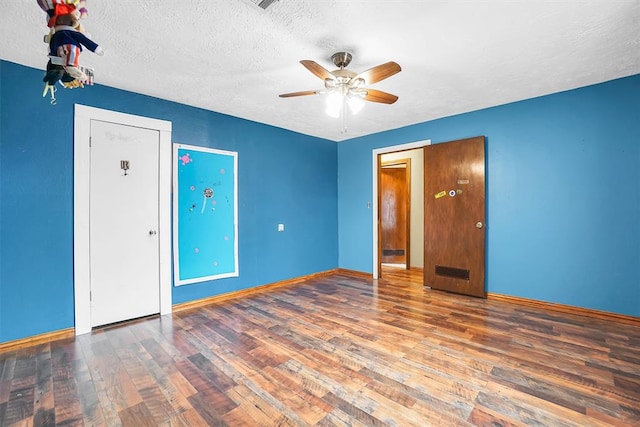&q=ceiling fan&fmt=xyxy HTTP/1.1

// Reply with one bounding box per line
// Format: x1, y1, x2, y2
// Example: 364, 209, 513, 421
279, 52, 401, 131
